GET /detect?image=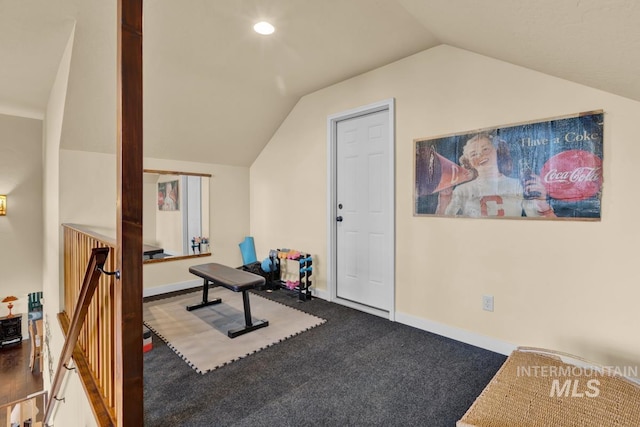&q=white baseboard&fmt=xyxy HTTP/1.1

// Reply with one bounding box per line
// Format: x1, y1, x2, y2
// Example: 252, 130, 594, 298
143, 279, 201, 298
395, 311, 516, 356
314, 289, 511, 355
144, 283, 510, 356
